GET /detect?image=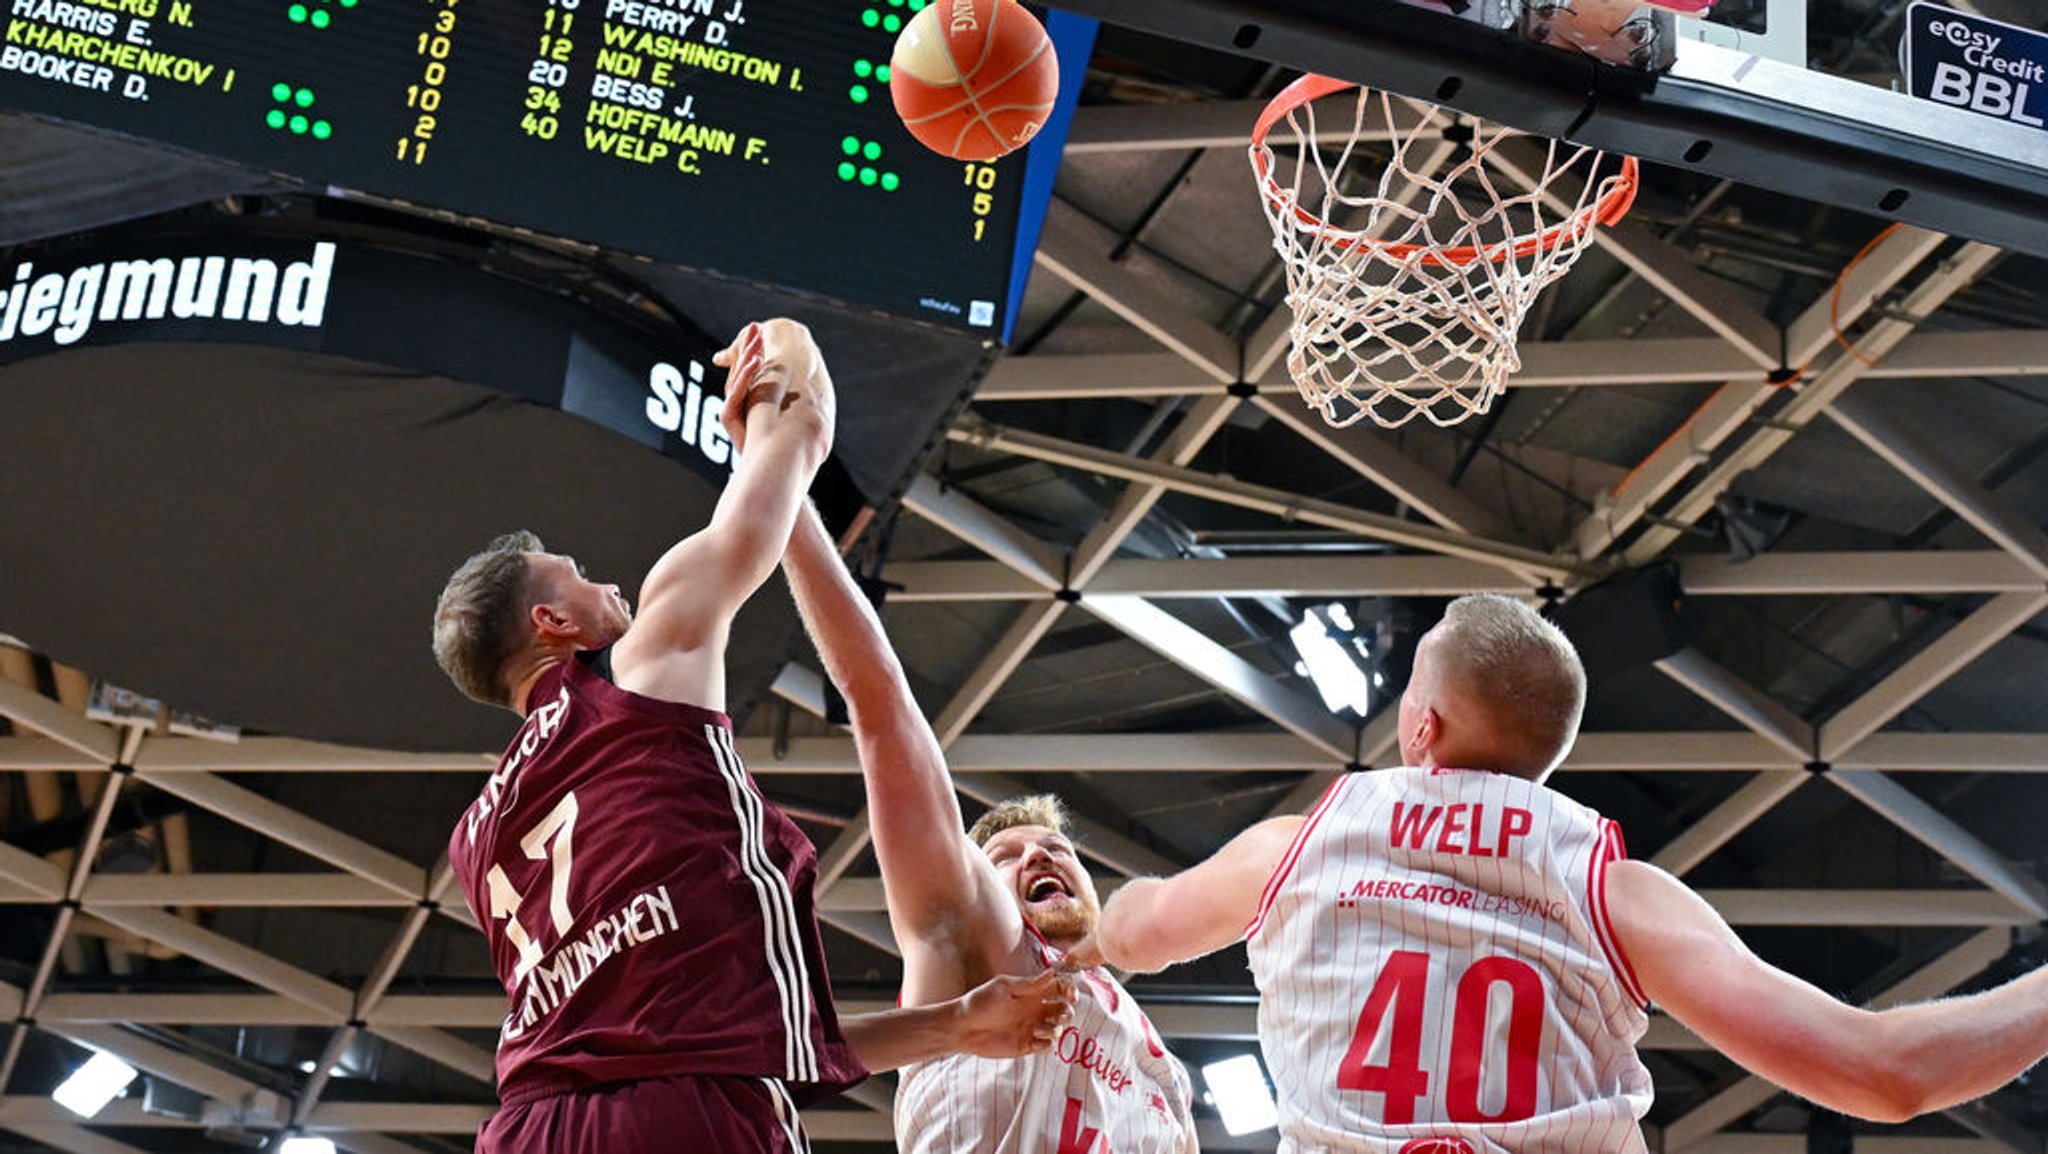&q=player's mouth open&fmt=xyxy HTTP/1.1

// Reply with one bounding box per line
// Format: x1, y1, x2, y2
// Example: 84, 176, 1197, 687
1026, 875, 1071, 903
